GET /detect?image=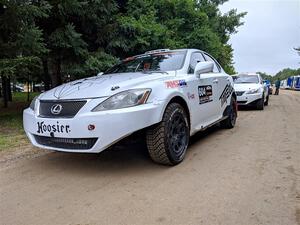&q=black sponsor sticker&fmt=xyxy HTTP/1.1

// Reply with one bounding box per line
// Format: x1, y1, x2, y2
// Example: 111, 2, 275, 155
198, 85, 213, 104
219, 84, 234, 106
